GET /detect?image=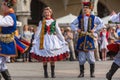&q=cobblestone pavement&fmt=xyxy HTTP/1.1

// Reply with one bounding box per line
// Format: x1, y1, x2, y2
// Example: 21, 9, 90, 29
2, 61, 120, 80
